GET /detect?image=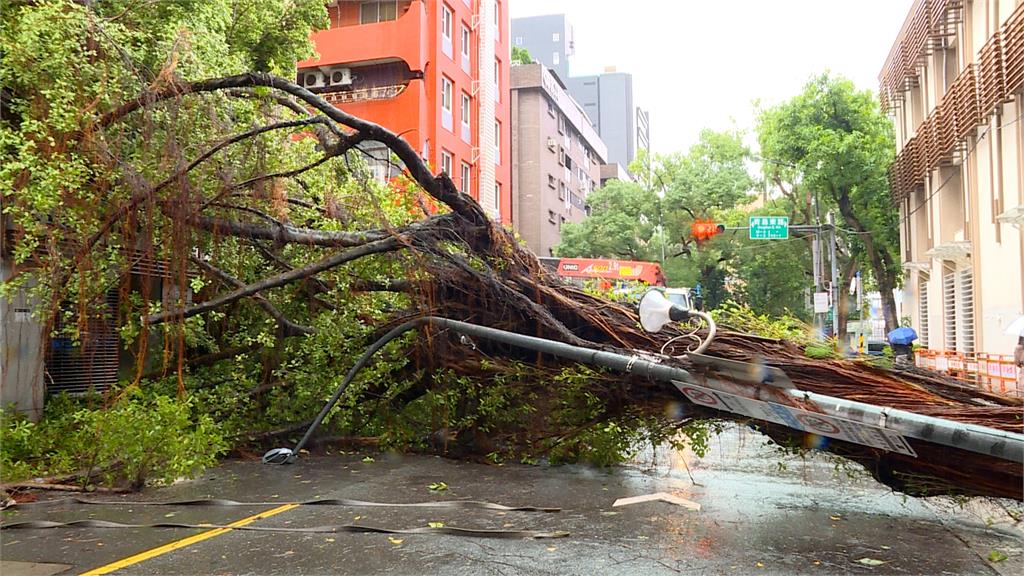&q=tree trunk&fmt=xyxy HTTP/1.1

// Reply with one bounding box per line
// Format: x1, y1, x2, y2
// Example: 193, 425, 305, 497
836, 191, 900, 332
